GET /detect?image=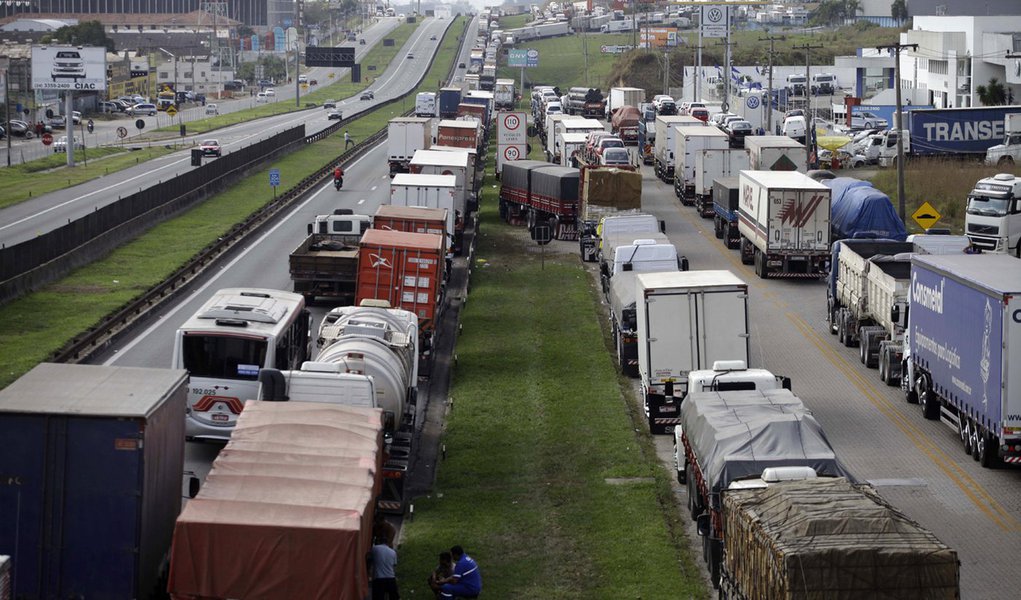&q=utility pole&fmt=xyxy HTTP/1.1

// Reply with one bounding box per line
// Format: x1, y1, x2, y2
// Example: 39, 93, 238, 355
716, 39, 736, 111
793, 43, 823, 172
877, 42, 918, 222
689, 43, 705, 102
2, 58, 12, 167
663, 52, 670, 96
759, 33, 785, 134
295, 0, 302, 108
